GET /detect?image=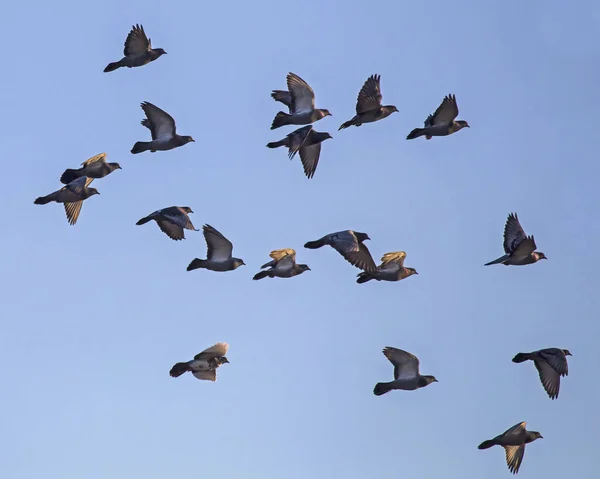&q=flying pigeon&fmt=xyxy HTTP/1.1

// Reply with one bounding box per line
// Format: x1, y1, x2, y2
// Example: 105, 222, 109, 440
270, 72, 332, 129
485, 213, 547, 266
406, 94, 470, 140
60, 152, 121, 185
512, 348, 572, 400
357, 251, 418, 284
304, 230, 376, 273
187, 224, 246, 272
34, 176, 100, 225
338, 74, 398, 130
169, 342, 230, 381
253, 249, 311, 280
131, 102, 194, 154
478, 421, 543, 474
103, 24, 166, 73
266, 125, 332, 179
373, 347, 438, 396
136, 206, 198, 241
